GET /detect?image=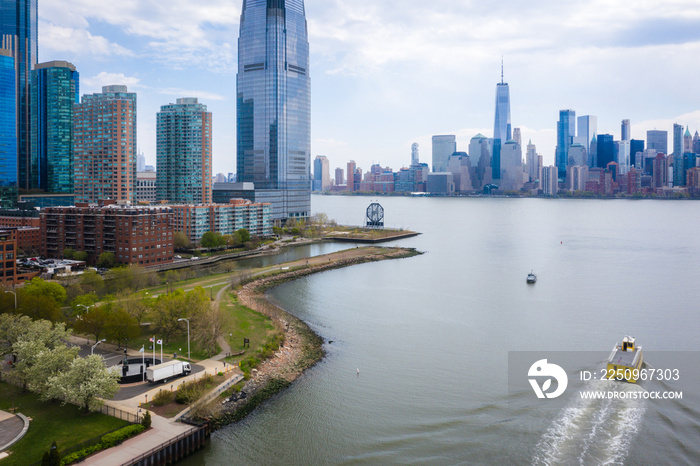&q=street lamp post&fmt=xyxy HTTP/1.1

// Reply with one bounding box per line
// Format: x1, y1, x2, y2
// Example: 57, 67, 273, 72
178, 318, 190, 362
3, 290, 16, 309
91, 339, 106, 355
